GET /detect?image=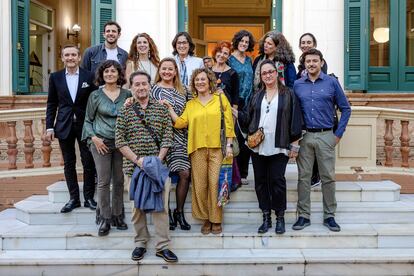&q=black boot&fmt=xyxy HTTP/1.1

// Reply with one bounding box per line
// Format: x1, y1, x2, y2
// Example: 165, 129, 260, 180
98, 219, 111, 236
169, 209, 176, 230
173, 209, 191, 230
112, 215, 128, 230
258, 210, 272, 233
275, 211, 285, 234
